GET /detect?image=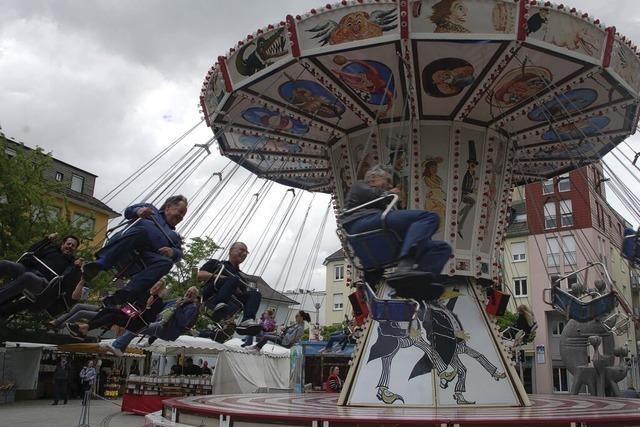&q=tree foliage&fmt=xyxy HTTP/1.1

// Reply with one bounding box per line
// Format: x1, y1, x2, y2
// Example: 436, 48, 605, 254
0, 138, 99, 261
166, 236, 220, 299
